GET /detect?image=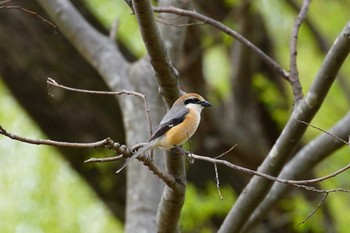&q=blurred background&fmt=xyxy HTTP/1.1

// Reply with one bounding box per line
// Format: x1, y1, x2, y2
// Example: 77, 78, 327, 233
1, 0, 350, 232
